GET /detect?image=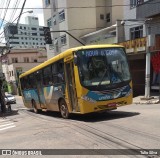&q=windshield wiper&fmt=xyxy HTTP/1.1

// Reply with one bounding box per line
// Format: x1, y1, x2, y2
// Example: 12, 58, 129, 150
97, 67, 108, 87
